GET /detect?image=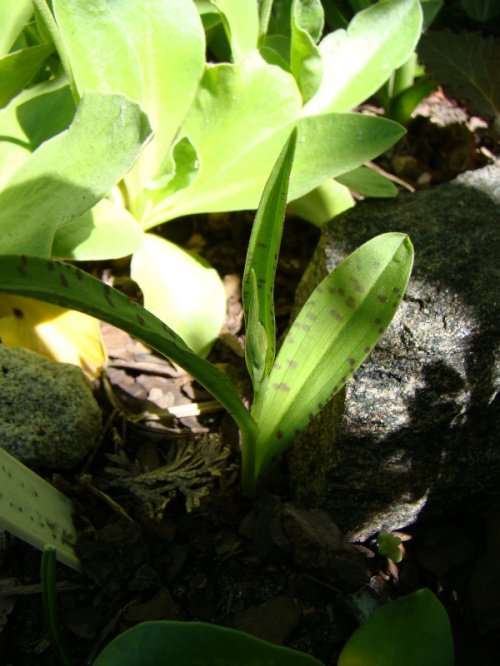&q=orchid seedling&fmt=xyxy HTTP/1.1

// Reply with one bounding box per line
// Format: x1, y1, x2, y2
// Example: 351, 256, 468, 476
0, 130, 413, 500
